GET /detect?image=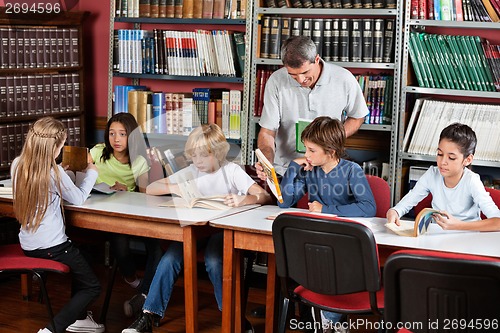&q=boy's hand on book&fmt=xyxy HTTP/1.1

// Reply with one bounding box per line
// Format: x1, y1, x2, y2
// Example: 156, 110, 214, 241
110, 181, 127, 192
255, 162, 268, 181
386, 208, 401, 226
308, 201, 323, 213
223, 193, 245, 207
